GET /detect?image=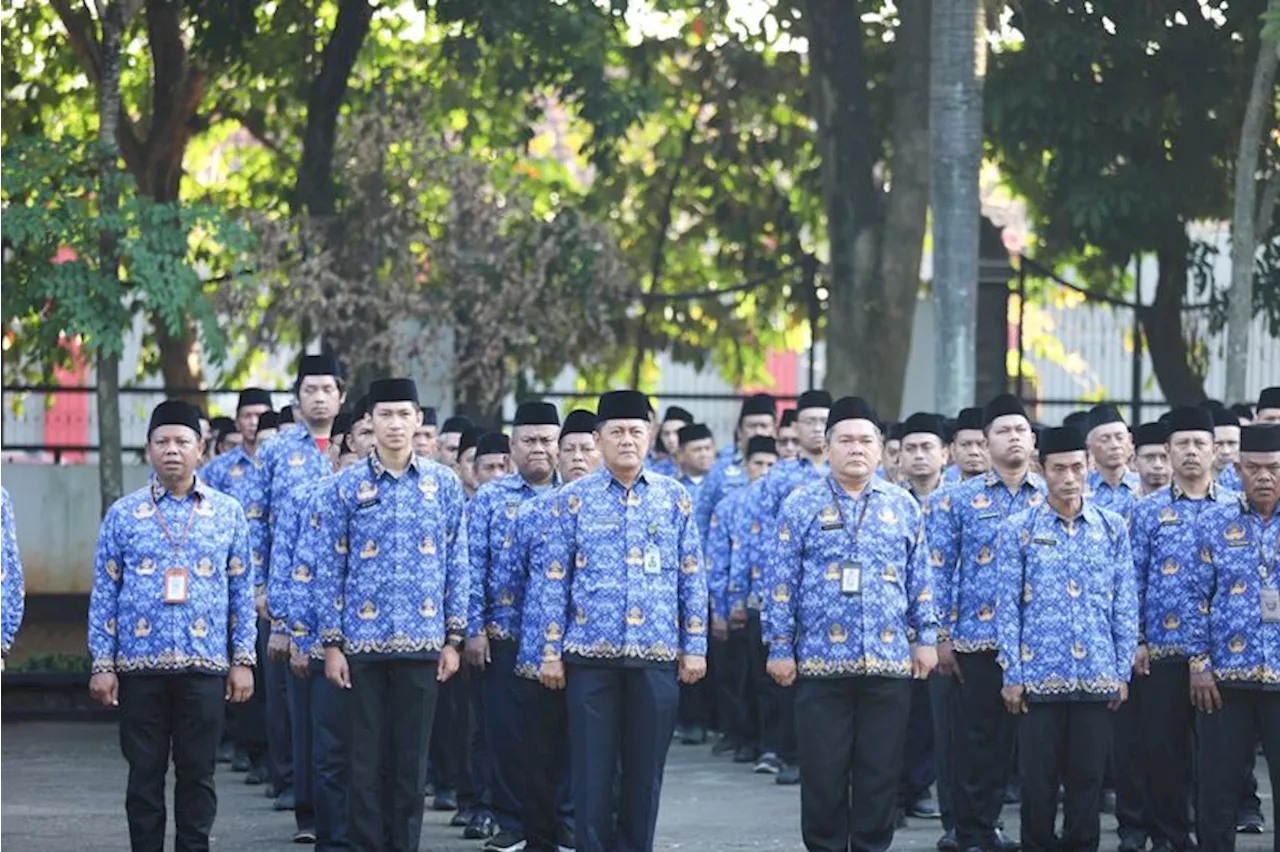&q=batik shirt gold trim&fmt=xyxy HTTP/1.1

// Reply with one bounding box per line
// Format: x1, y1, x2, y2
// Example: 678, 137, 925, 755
995, 501, 1138, 699
928, 470, 1046, 650
1, 487, 25, 656
87, 477, 257, 675
312, 453, 469, 658
695, 453, 750, 540
523, 469, 708, 667
1187, 494, 1280, 687
468, 472, 561, 641
766, 476, 938, 678
1131, 481, 1235, 661
202, 446, 269, 589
